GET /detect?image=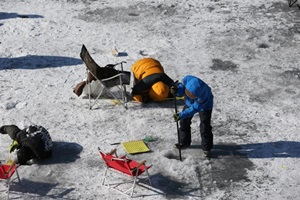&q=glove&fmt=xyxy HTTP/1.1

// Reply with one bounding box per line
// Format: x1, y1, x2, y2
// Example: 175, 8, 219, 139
9, 140, 19, 153
170, 85, 178, 95
173, 113, 180, 122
